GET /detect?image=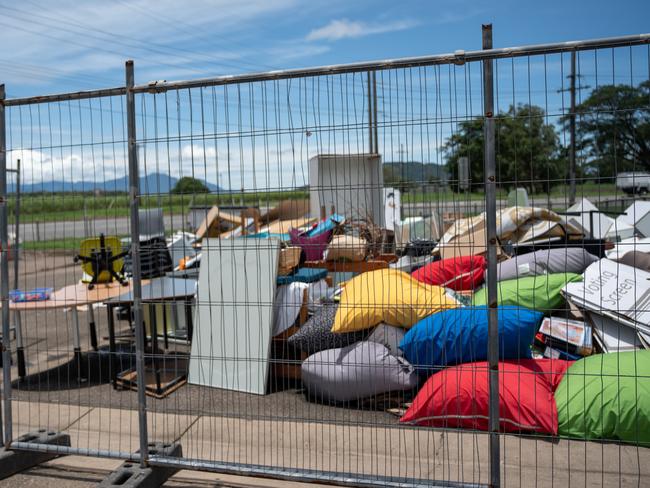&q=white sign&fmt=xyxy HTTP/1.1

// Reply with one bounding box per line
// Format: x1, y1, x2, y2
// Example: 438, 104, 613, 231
563, 259, 650, 328
383, 188, 401, 231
